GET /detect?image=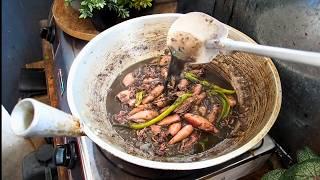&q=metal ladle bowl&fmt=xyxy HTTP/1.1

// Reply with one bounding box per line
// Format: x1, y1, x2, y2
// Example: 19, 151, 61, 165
167, 12, 320, 66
